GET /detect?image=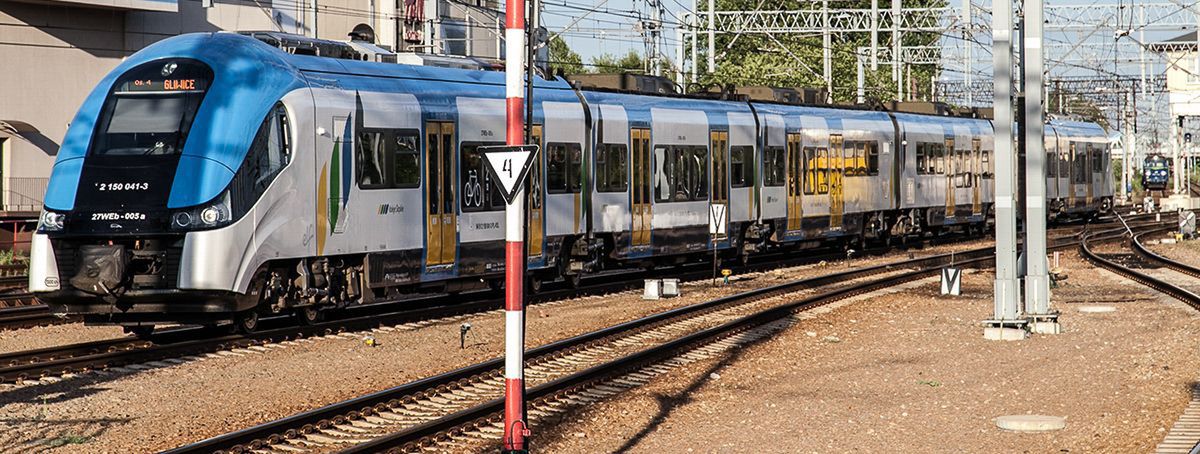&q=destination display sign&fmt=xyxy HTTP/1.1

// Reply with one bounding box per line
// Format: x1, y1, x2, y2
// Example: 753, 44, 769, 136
122, 78, 206, 92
